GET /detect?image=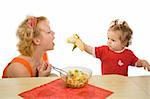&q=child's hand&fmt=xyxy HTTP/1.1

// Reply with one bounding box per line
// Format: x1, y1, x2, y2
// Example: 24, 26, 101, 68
142, 60, 150, 71
146, 65, 150, 71
67, 34, 84, 51
135, 59, 150, 71
37, 62, 52, 77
